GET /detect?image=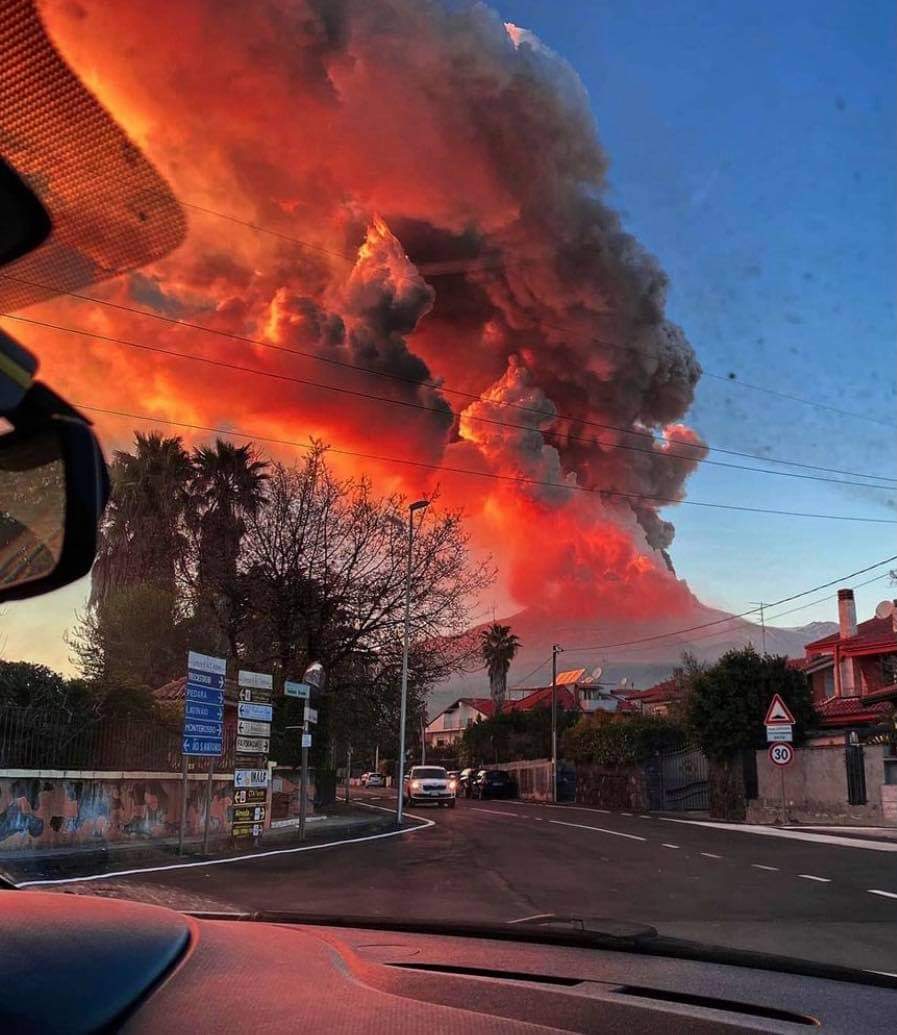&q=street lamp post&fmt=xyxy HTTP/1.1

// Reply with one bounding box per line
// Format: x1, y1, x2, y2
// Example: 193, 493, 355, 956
395, 499, 429, 827
551, 643, 563, 803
